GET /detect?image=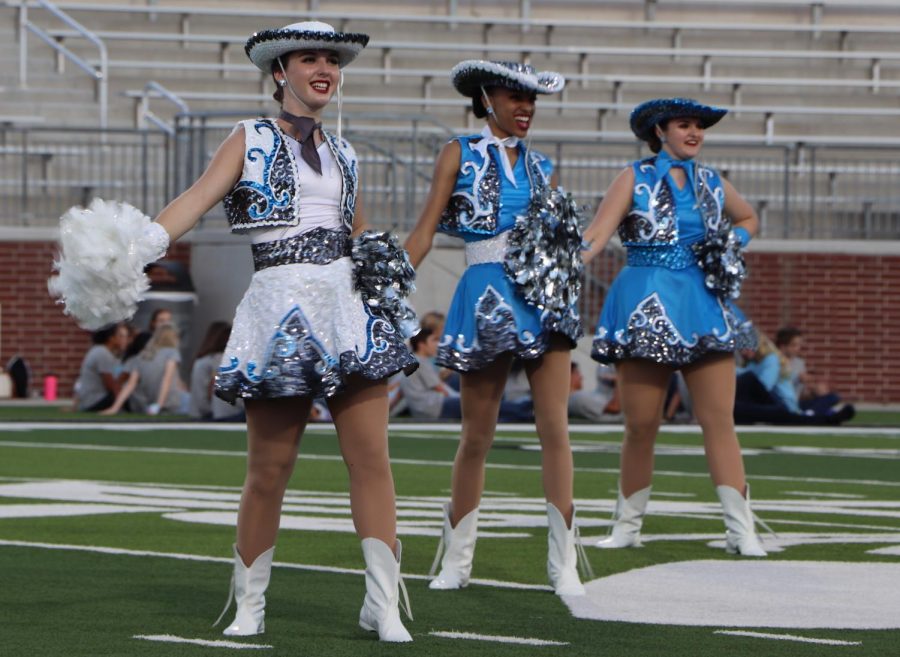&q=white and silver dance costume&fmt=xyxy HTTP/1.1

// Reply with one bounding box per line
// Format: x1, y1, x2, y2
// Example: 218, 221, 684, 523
592, 150, 755, 366
436, 126, 583, 372
215, 118, 416, 401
